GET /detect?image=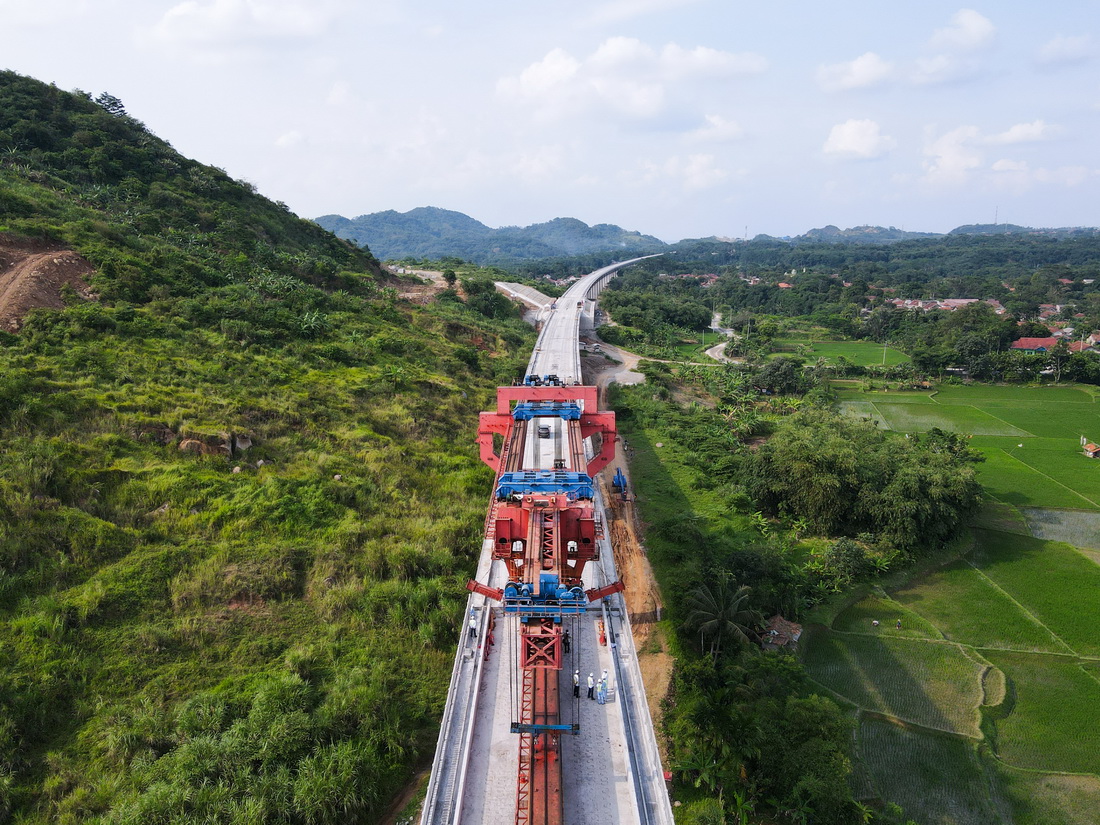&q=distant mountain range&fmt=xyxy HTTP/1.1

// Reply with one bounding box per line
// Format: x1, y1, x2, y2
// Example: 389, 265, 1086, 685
313, 207, 665, 264
313, 208, 1098, 262
755, 223, 1099, 245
